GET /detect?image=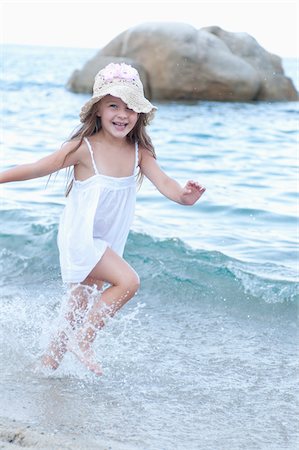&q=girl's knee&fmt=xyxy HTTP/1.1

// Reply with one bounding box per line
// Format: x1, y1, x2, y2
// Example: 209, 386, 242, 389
122, 270, 140, 297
